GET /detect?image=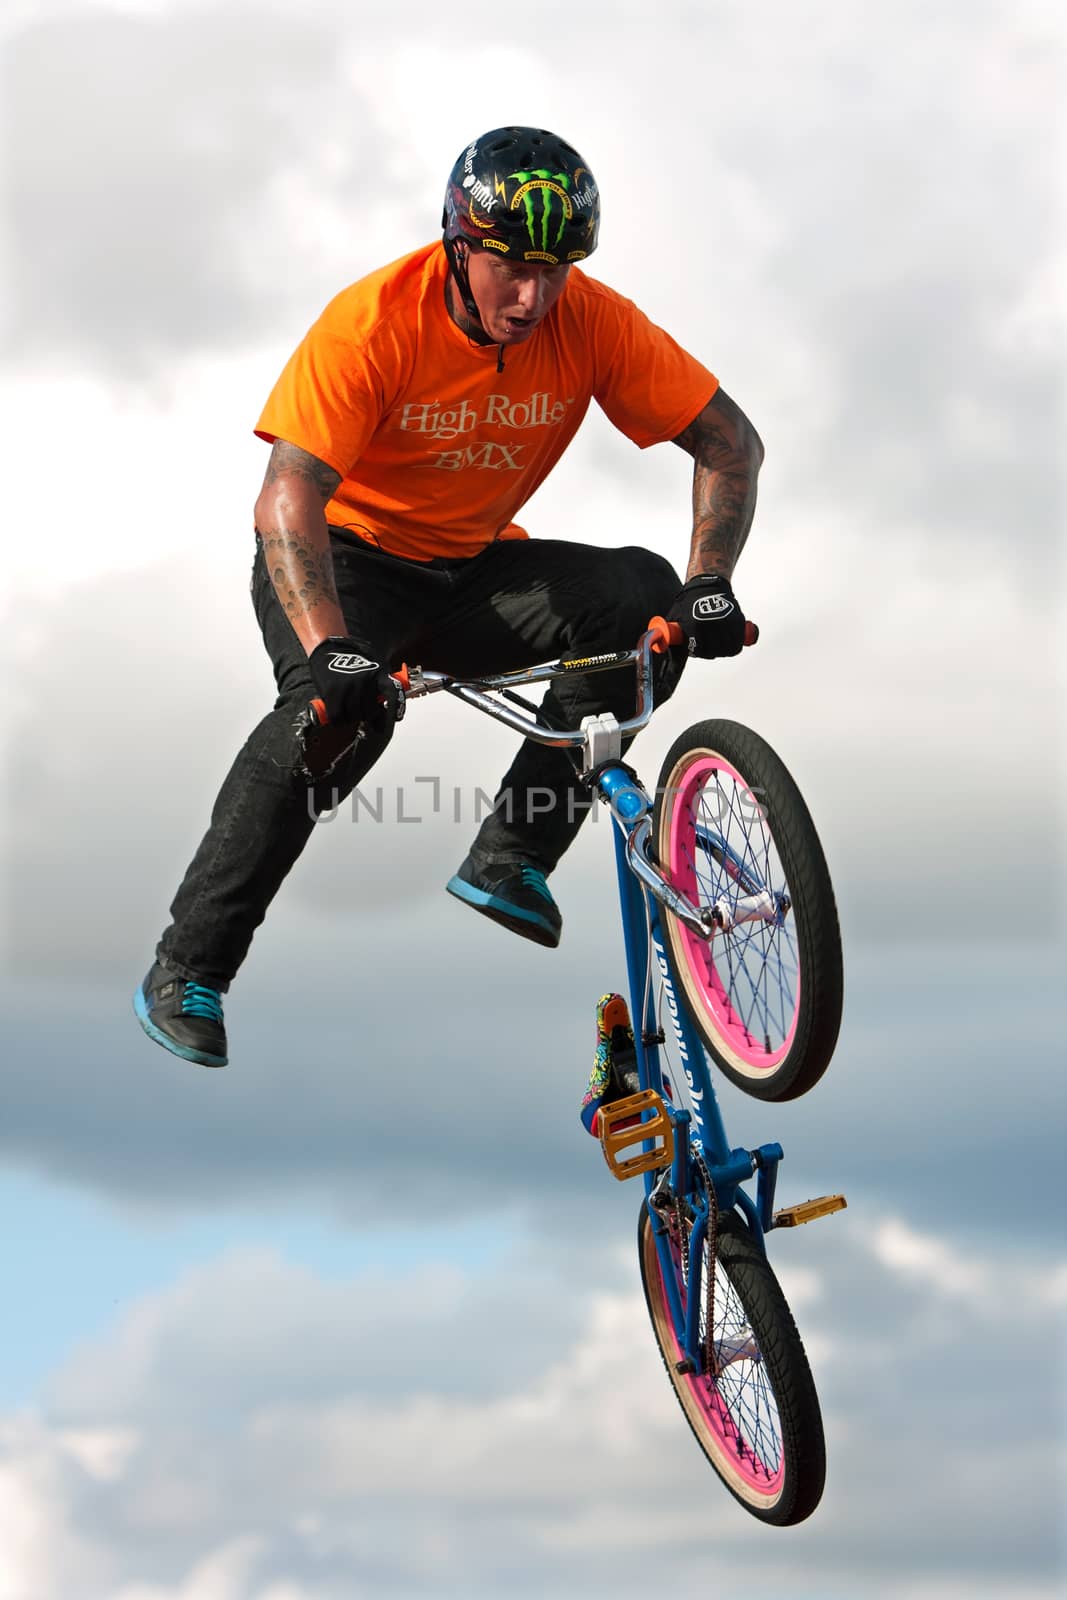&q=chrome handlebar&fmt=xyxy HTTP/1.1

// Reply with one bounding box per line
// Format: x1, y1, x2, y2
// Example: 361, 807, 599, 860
401, 629, 664, 751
